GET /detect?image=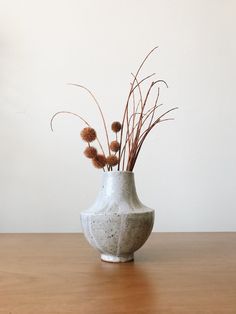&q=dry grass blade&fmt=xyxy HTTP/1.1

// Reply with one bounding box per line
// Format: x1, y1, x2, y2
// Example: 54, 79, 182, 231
50, 111, 90, 131
118, 47, 159, 170
121, 73, 158, 170
128, 107, 178, 171
50, 110, 107, 169
68, 83, 111, 155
